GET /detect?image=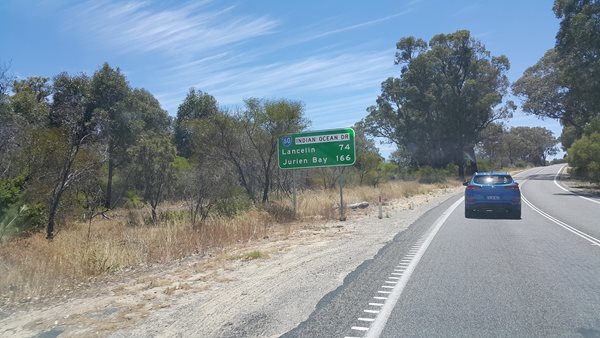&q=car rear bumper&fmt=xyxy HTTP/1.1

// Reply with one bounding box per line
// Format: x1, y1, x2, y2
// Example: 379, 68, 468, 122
465, 202, 520, 212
